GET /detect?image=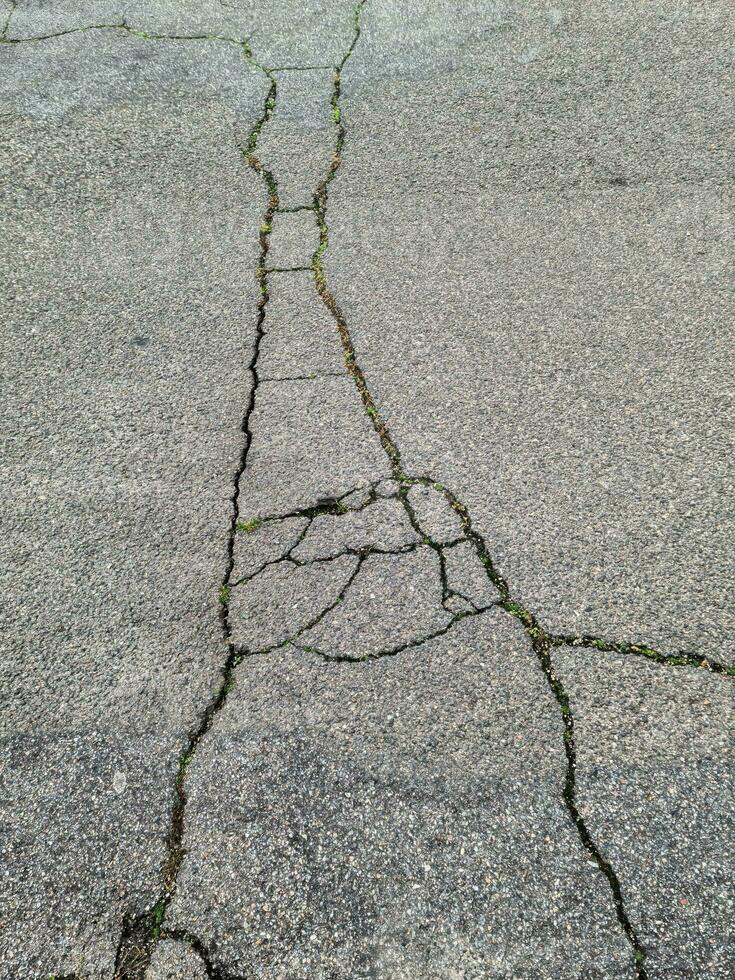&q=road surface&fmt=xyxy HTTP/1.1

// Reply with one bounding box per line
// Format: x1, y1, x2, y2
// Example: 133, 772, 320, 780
1, 2, 733, 977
